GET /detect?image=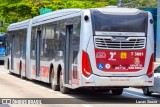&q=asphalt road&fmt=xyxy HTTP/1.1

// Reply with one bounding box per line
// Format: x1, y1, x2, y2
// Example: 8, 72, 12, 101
0, 64, 160, 107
